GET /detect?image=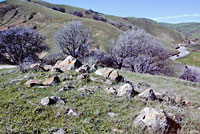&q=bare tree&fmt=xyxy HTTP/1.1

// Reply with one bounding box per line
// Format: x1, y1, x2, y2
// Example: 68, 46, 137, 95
54, 21, 91, 60
0, 27, 47, 67
111, 28, 170, 75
